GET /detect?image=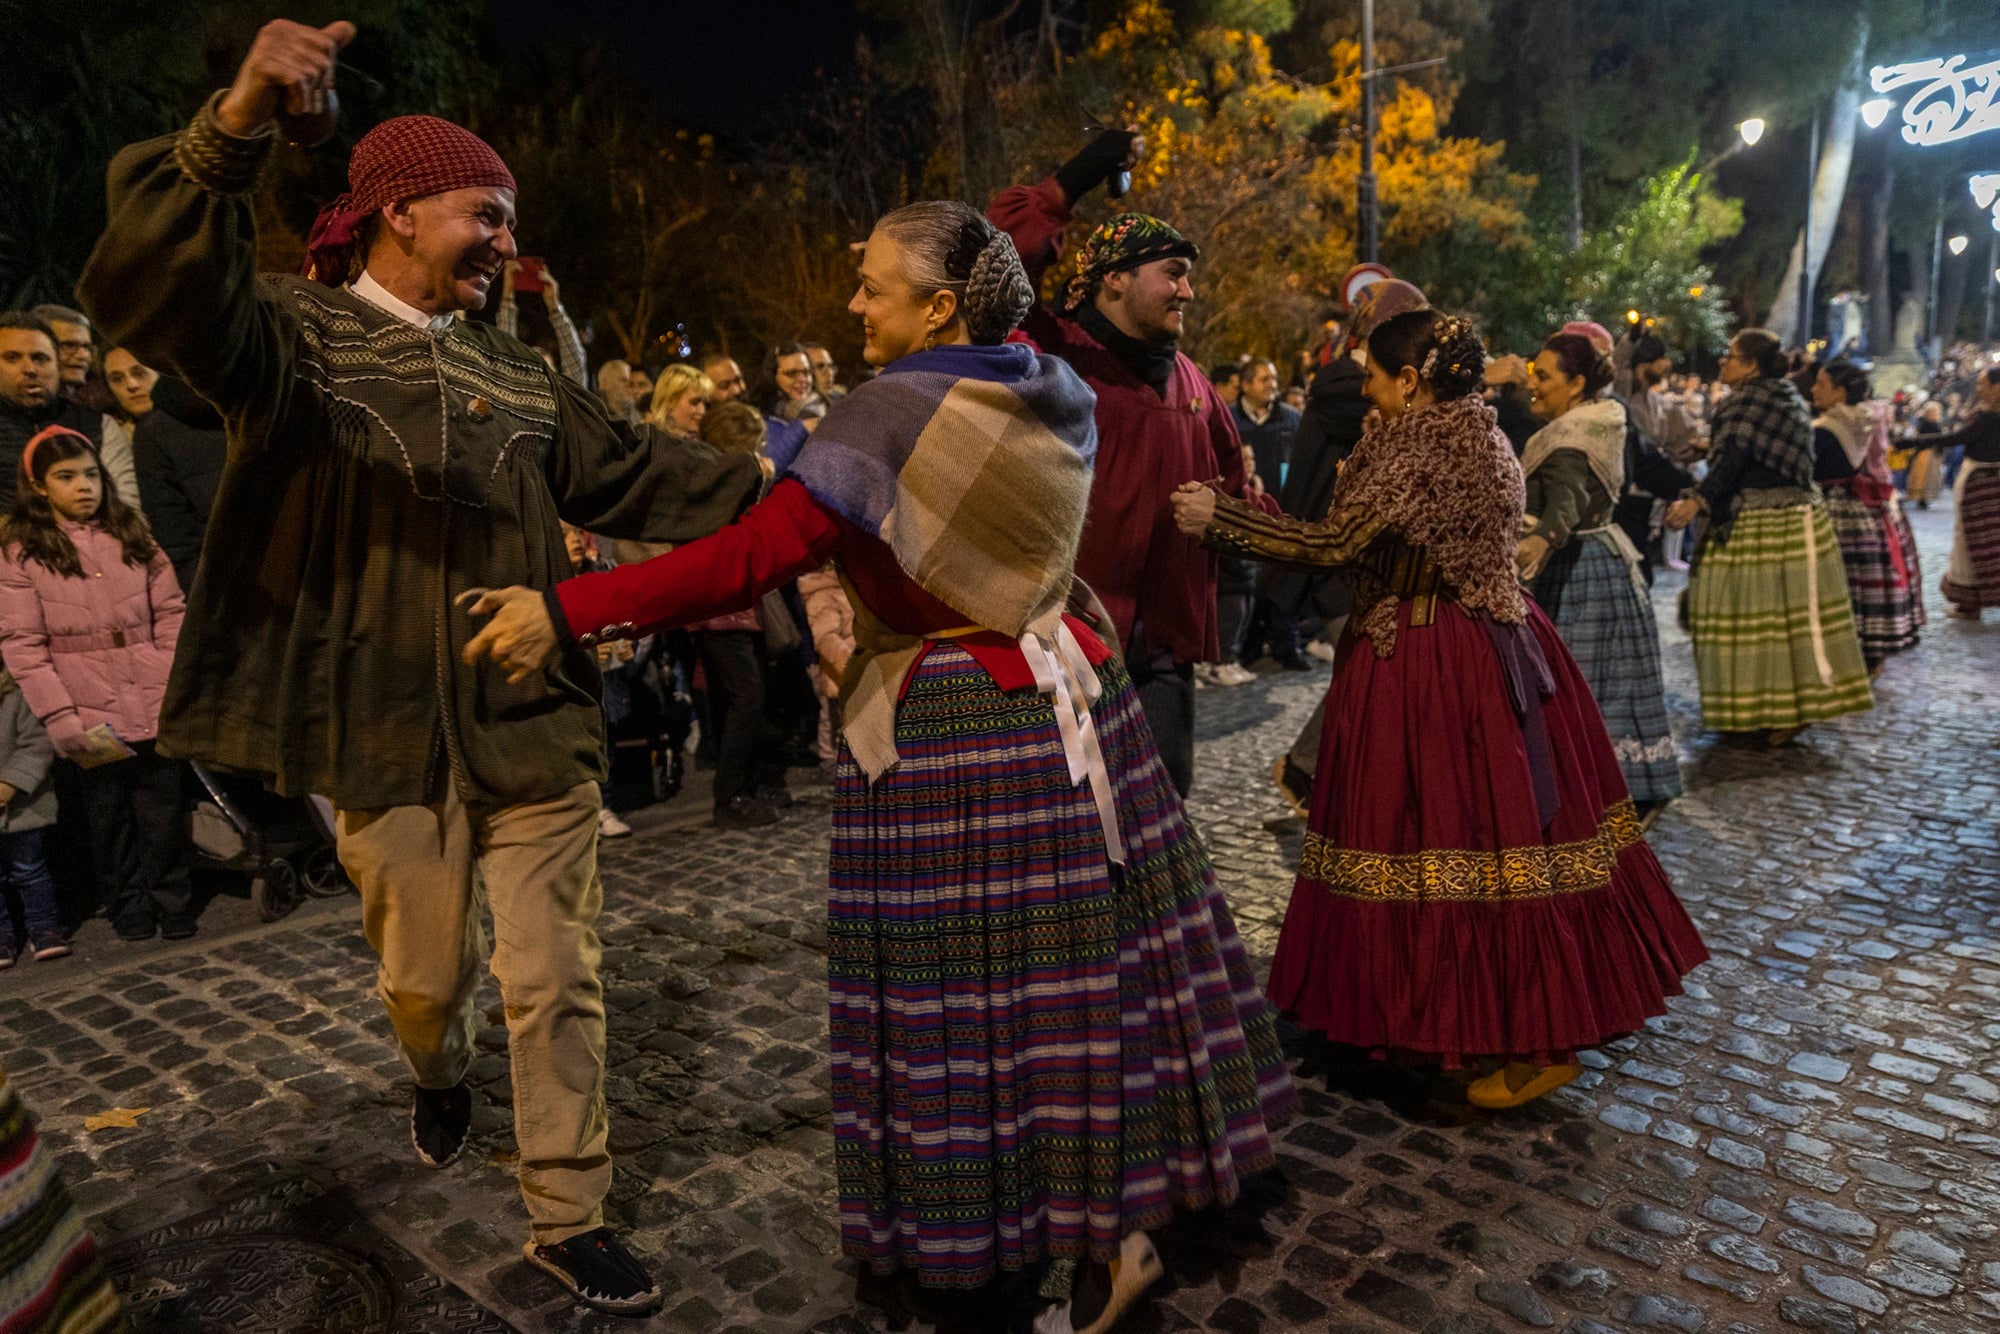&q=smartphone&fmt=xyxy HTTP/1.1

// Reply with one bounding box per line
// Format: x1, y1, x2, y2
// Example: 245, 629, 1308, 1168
513, 257, 547, 294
